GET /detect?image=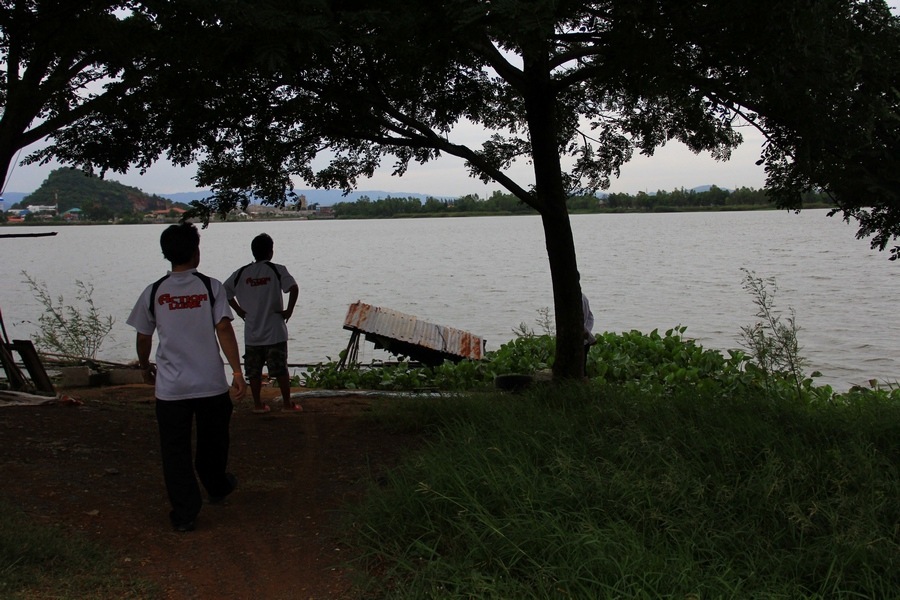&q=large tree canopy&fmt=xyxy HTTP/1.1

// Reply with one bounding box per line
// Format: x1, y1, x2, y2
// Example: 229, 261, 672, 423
0, 0, 161, 193
27, 0, 900, 379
